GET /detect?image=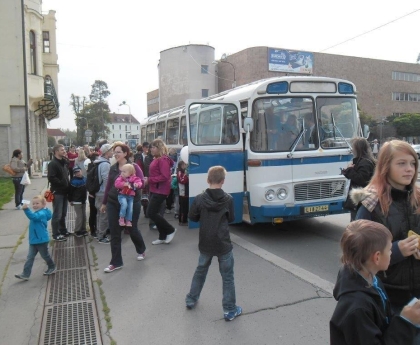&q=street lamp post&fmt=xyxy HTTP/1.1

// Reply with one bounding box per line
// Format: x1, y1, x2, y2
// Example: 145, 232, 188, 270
119, 101, 132, 140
